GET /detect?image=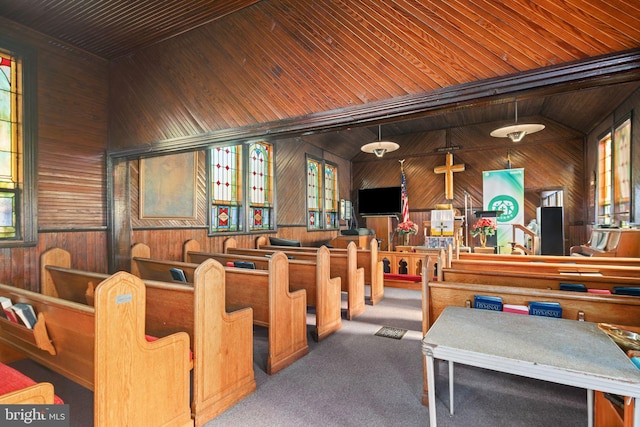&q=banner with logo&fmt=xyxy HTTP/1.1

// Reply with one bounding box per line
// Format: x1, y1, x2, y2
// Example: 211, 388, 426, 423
482, 168, 524, 253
